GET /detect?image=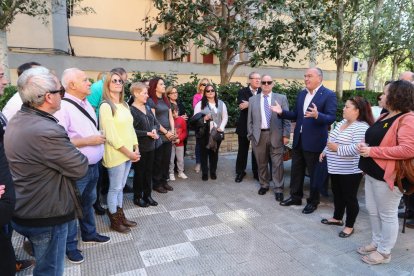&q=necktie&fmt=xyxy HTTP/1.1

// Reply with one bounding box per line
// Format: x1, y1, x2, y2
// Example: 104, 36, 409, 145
263, 94, 271, 128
